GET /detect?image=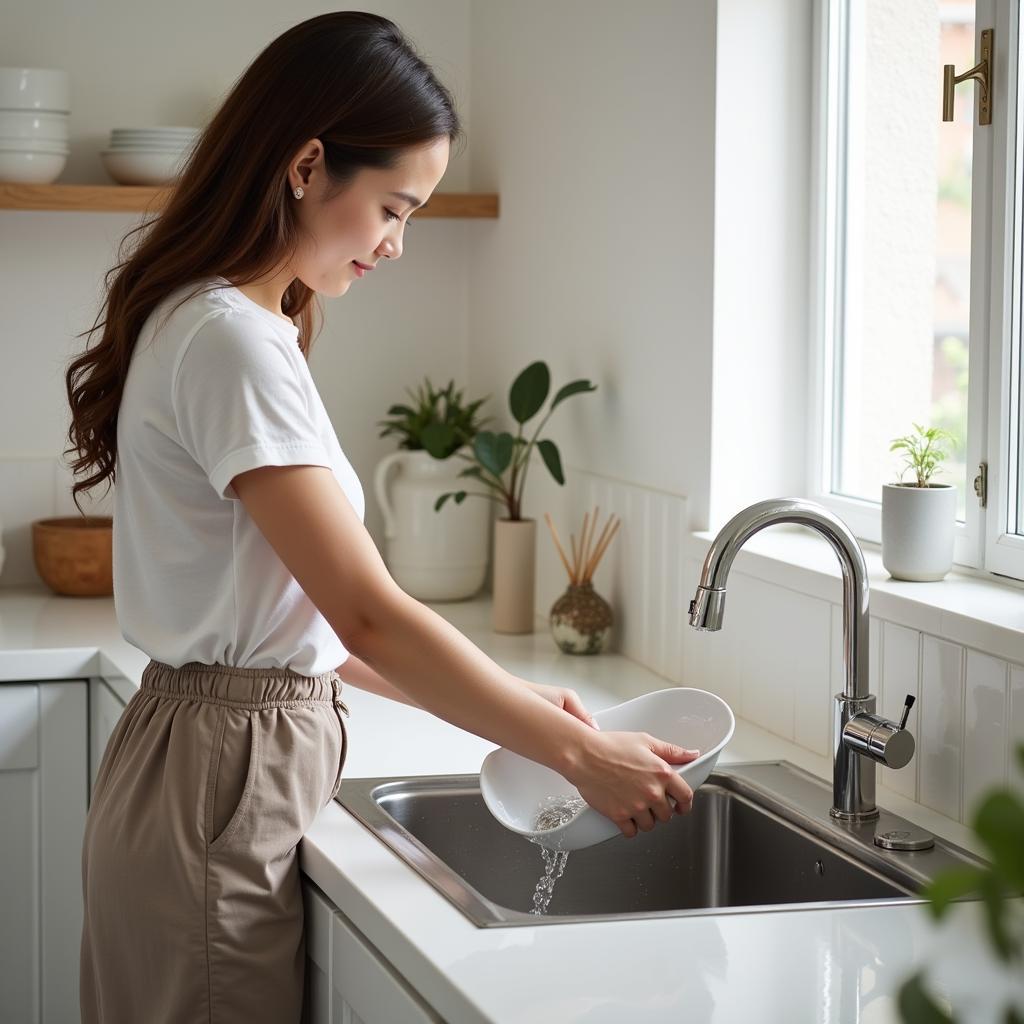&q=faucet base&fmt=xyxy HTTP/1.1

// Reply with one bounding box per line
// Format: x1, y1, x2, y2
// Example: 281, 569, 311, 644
829, 805, 881, 823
